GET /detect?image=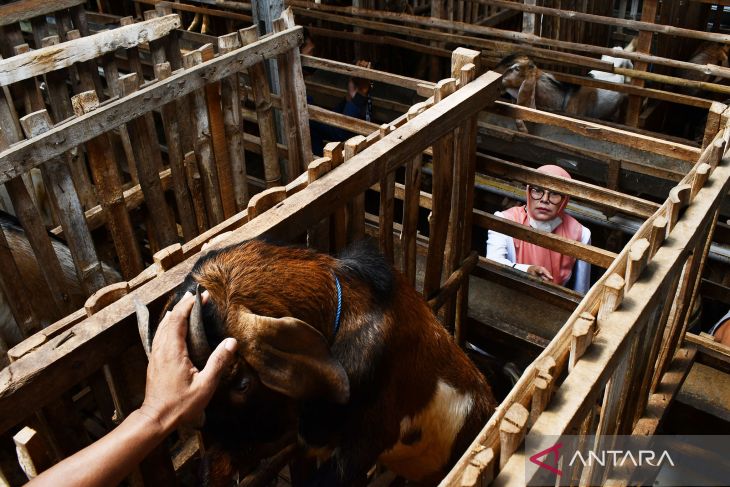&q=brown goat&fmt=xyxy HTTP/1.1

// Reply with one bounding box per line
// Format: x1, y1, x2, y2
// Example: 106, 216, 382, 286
140, 239, 496, 485
495, 54, 625, 131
